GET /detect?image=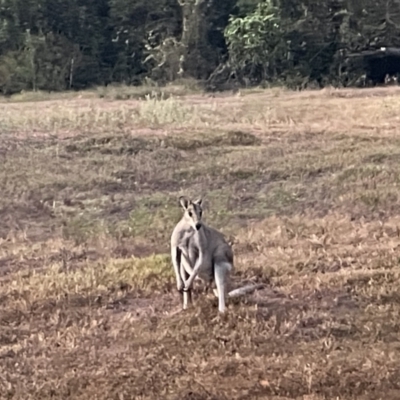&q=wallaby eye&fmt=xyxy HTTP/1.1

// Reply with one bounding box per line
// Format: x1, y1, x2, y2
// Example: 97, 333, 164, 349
199, 211, 203, 217
188, 211, 192, 217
